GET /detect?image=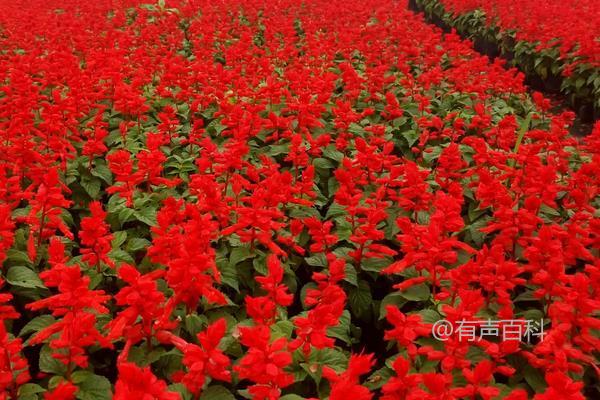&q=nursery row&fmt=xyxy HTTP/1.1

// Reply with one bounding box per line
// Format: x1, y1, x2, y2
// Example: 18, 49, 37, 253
0, 0, 599, 399
412, 0, 600, 122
